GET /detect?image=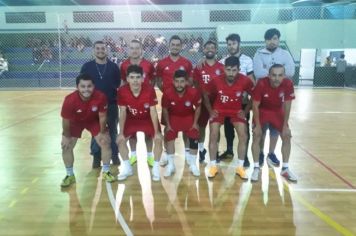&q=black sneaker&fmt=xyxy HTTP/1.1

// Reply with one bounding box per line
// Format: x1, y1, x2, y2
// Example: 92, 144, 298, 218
267, 153, 280, 167
218, 150, 234, 160
112, 157, 120, 166
199, 148, 207, 163
243, 156, 250, 168
216, 152, 221, 163
259, 152, 264, 168
92, 153, 101, 169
